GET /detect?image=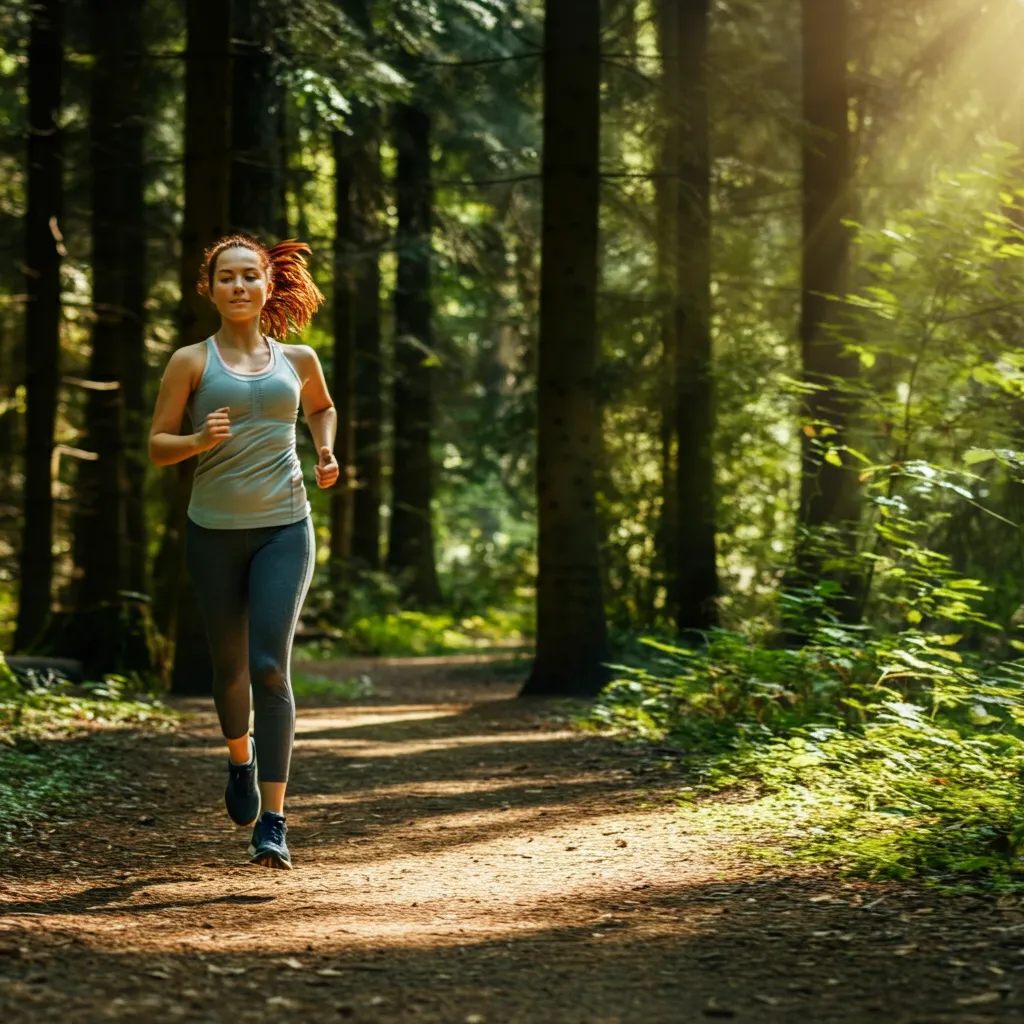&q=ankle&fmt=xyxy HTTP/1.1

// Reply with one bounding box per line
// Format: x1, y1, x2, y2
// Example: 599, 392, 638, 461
227, 735, 252, 766
258, 780, 287, 816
